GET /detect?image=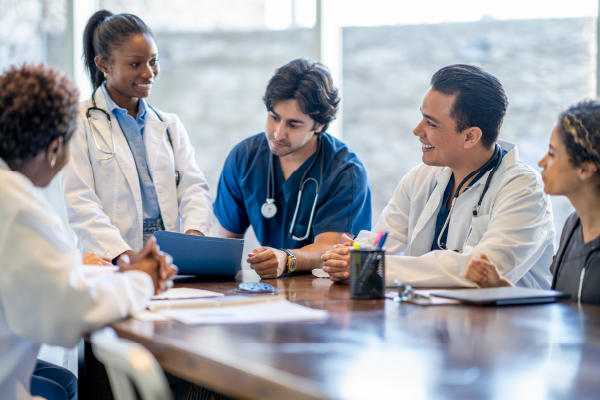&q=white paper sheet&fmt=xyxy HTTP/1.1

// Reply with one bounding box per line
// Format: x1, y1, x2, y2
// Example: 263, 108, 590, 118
151, 287, 223, 300
148, 294, 281, 311
161, 300, 329, 325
